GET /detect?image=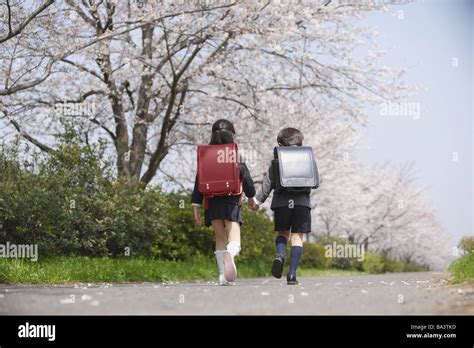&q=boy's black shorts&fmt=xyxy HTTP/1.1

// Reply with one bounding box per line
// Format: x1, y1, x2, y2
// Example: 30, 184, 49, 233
273, 206, 311, 233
